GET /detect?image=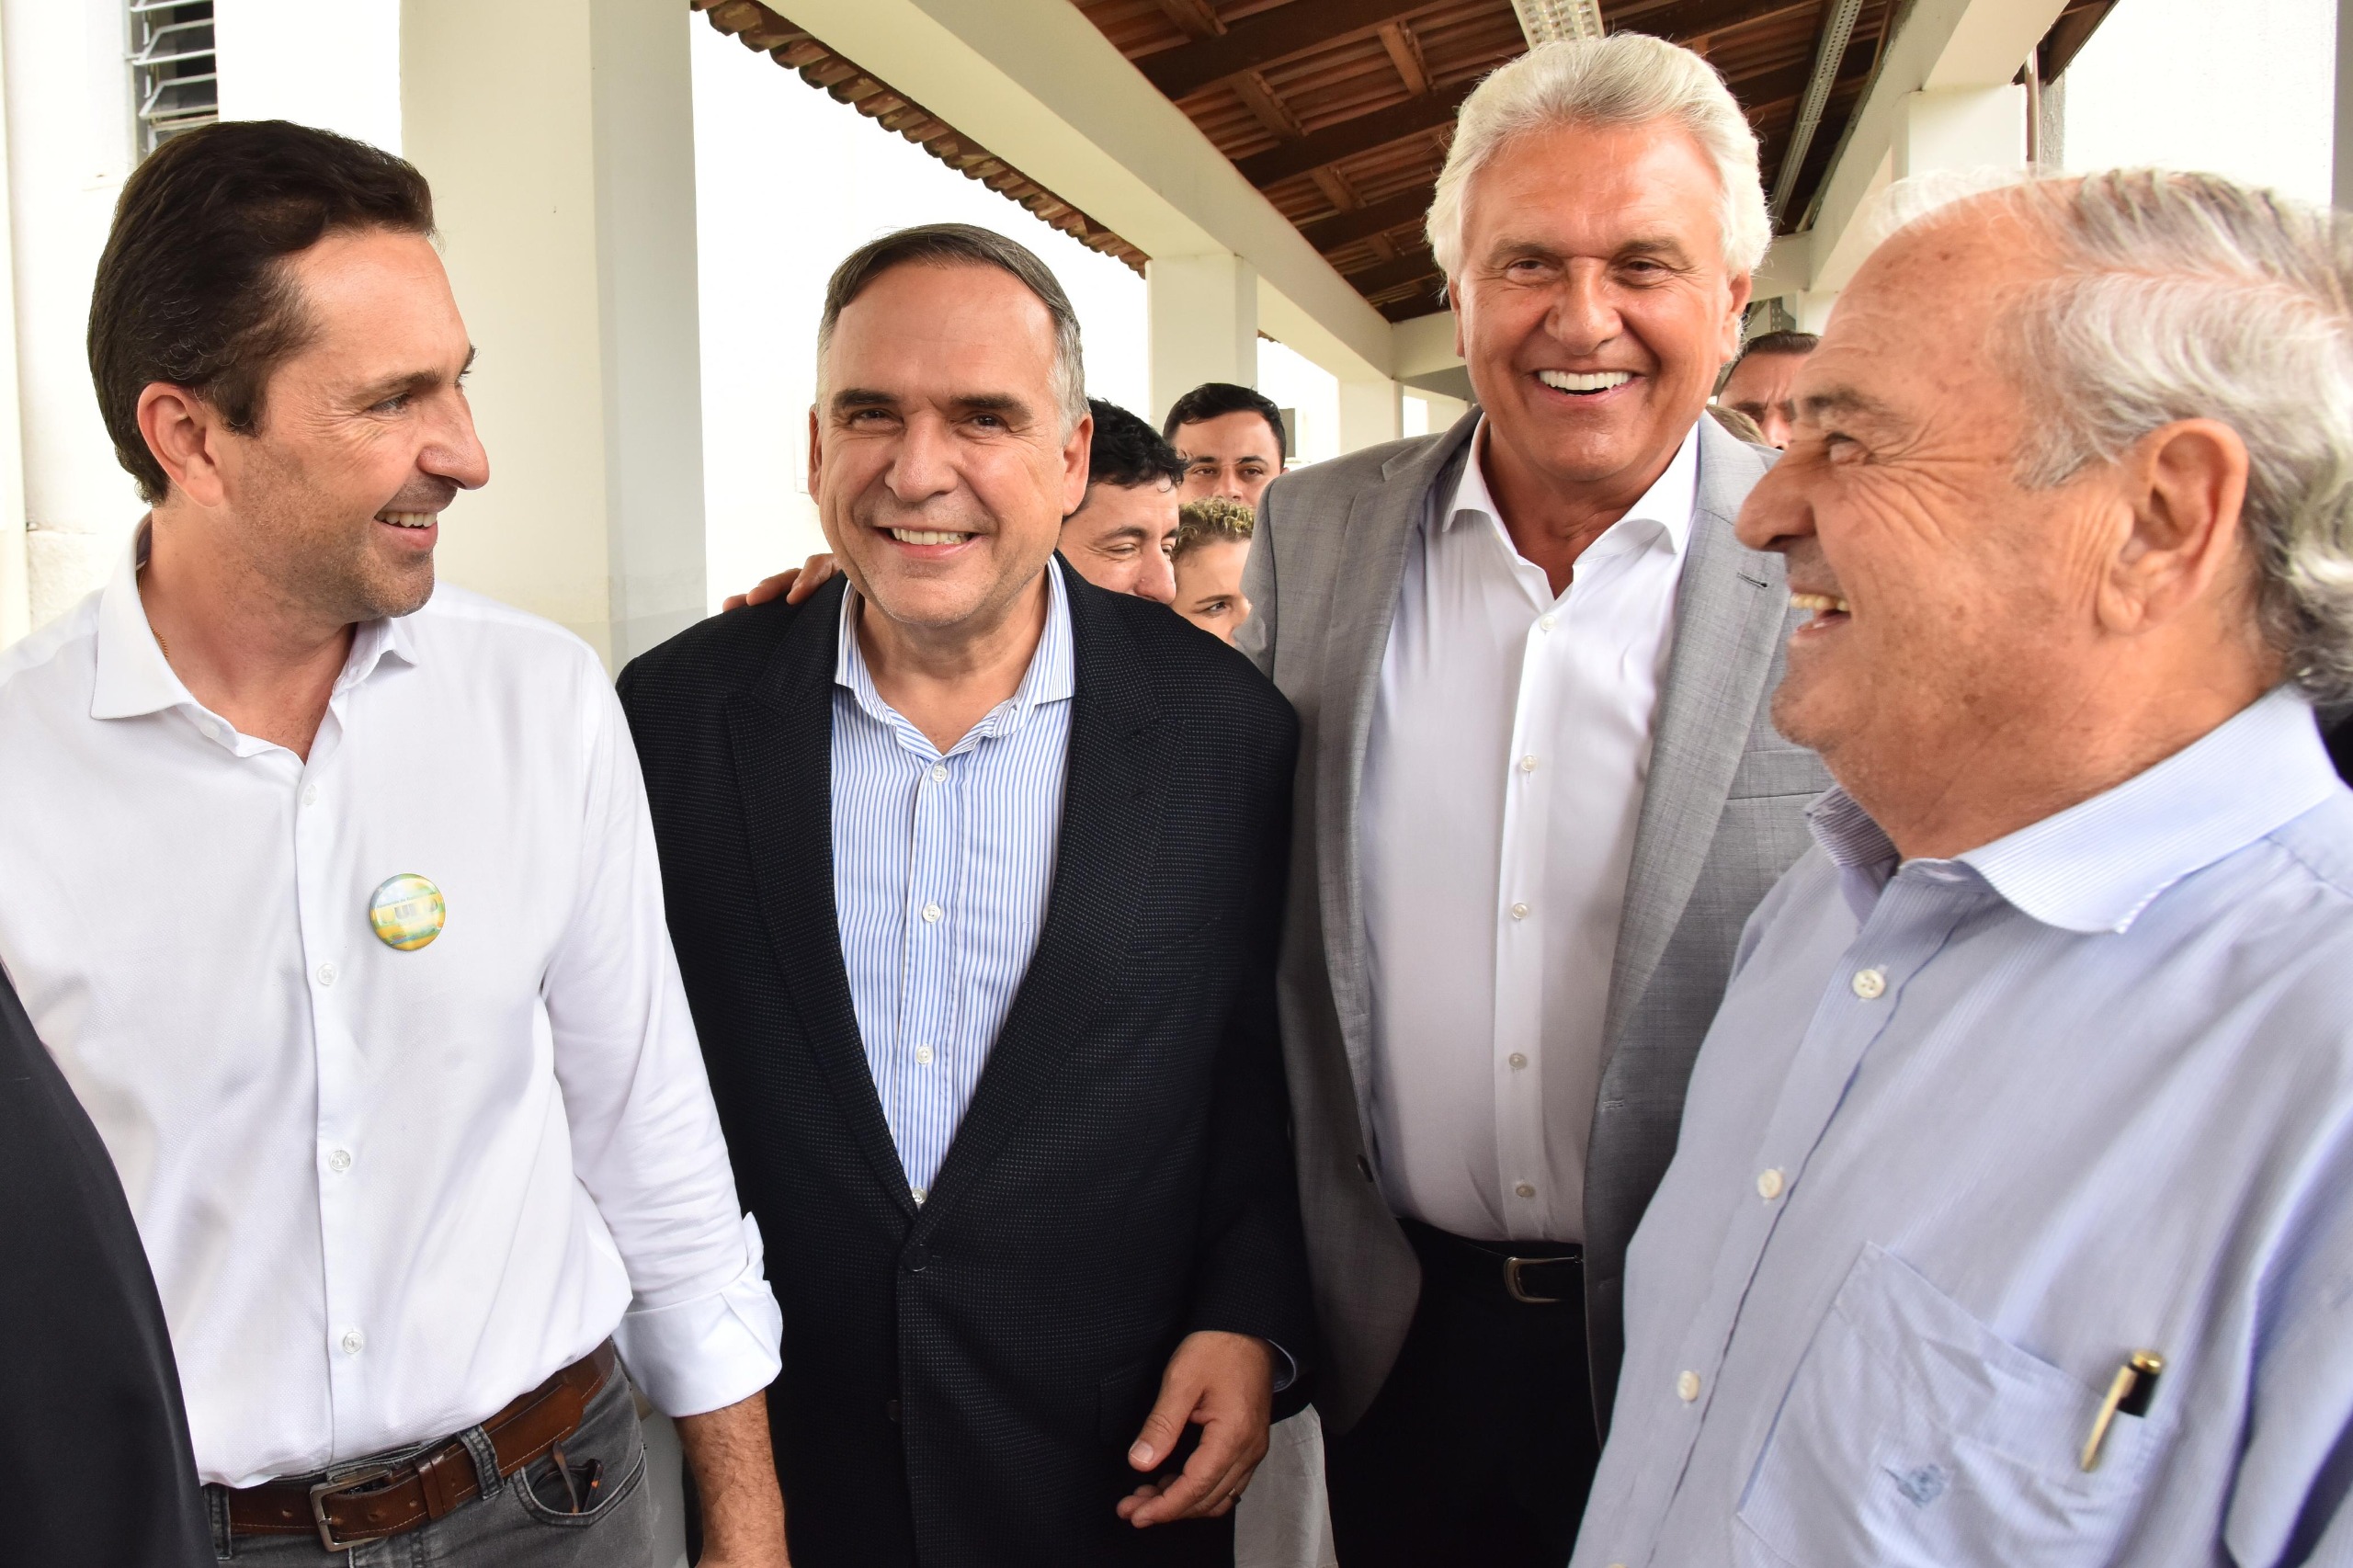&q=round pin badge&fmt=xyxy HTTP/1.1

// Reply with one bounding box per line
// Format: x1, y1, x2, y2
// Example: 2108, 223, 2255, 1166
368, 873, 447, 951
